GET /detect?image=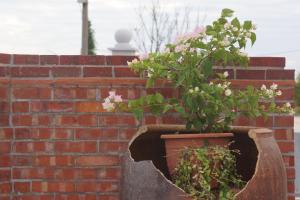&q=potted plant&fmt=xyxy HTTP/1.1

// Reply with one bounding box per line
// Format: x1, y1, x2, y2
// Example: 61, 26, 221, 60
102, 8, 293, 199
